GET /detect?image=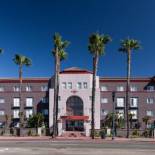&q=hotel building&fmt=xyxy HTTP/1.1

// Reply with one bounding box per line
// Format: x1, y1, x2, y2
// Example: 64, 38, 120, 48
0, 67, 154, 136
